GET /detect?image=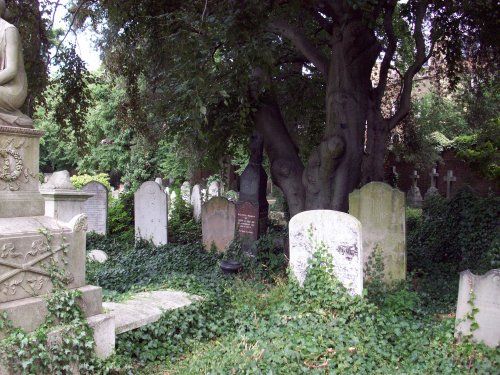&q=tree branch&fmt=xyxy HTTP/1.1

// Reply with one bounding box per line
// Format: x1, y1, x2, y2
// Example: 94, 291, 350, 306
269, 19, 329, 76
389, 1, 432, 129
302, 3, 333, 34
375, 0, 397, 107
